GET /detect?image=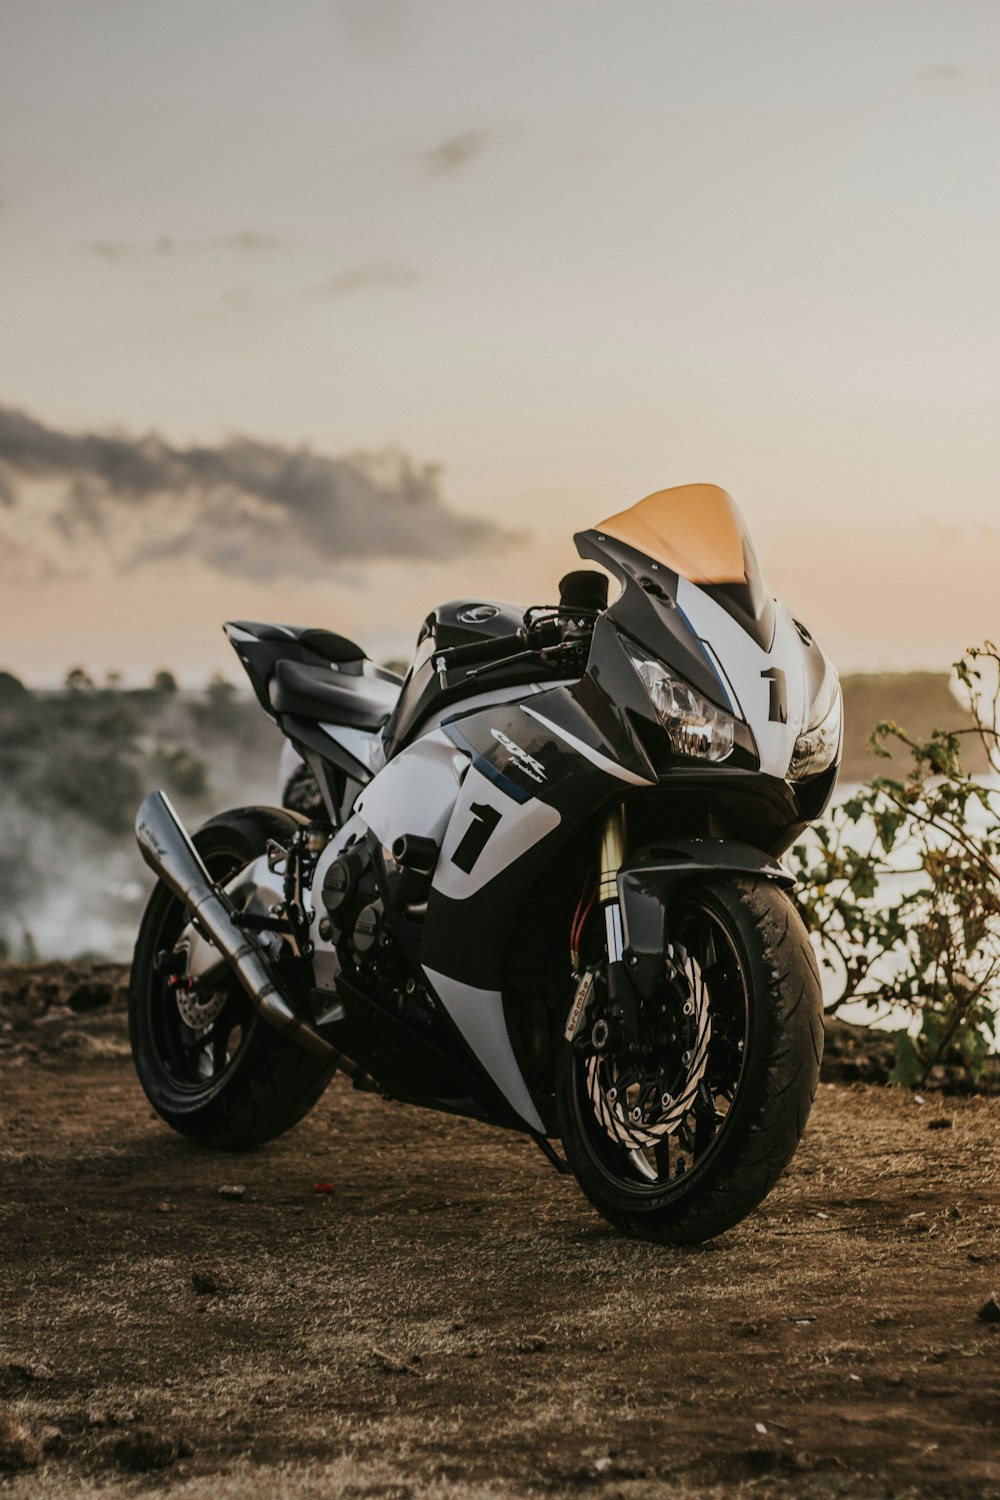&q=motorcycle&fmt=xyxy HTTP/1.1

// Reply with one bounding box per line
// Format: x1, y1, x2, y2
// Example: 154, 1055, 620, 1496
130, 483, 841, 1244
